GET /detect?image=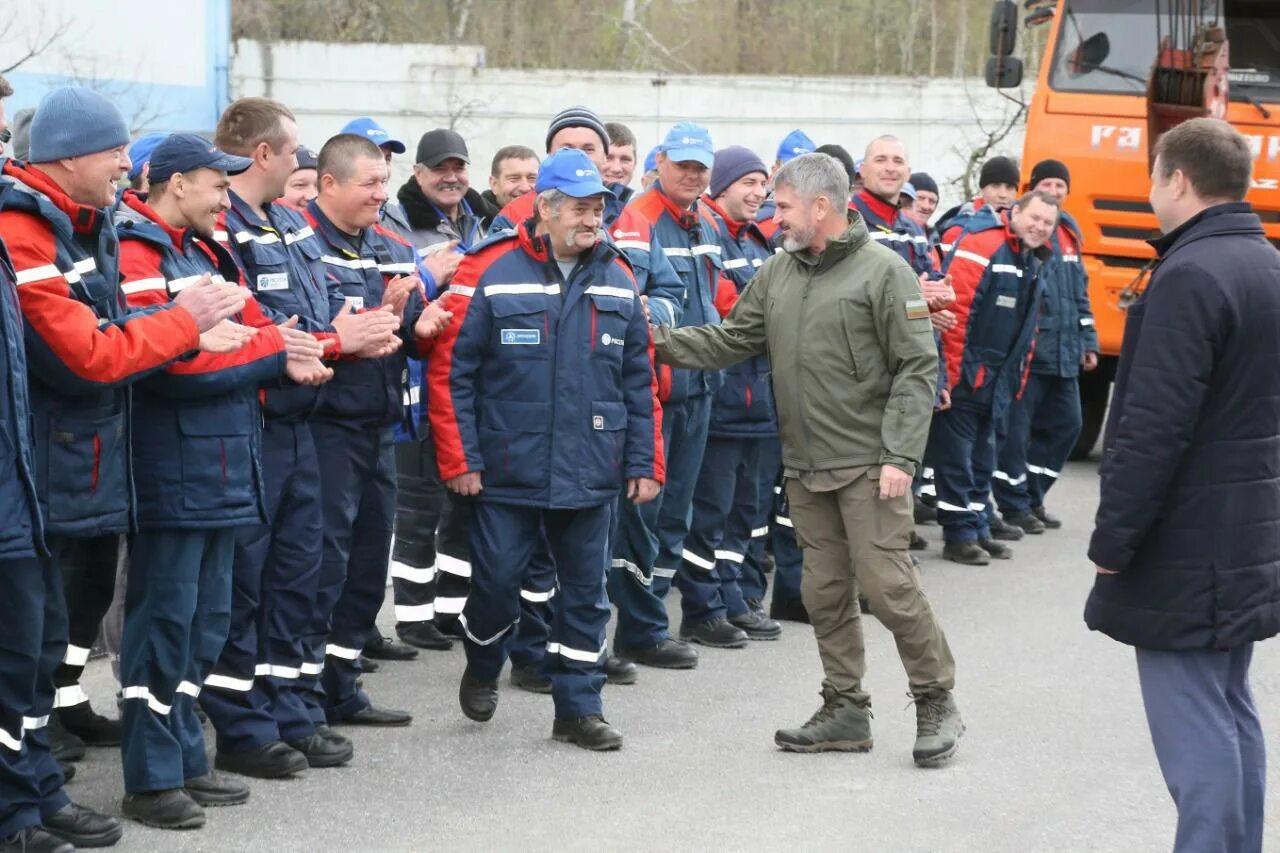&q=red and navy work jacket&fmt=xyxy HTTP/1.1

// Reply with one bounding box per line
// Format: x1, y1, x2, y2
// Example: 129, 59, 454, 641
428, 221, 664, 509
850, 190, 937, 278
1031, 211, 1099, 378
303, 198, 425, 429
0, 161, 200, 538
701, 195, 776, 439
216, 192, 344, 424
626, 182, 723, 403
940, 212, 1047, 418
116, 192, 287, 528
0, 208, 44, 560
